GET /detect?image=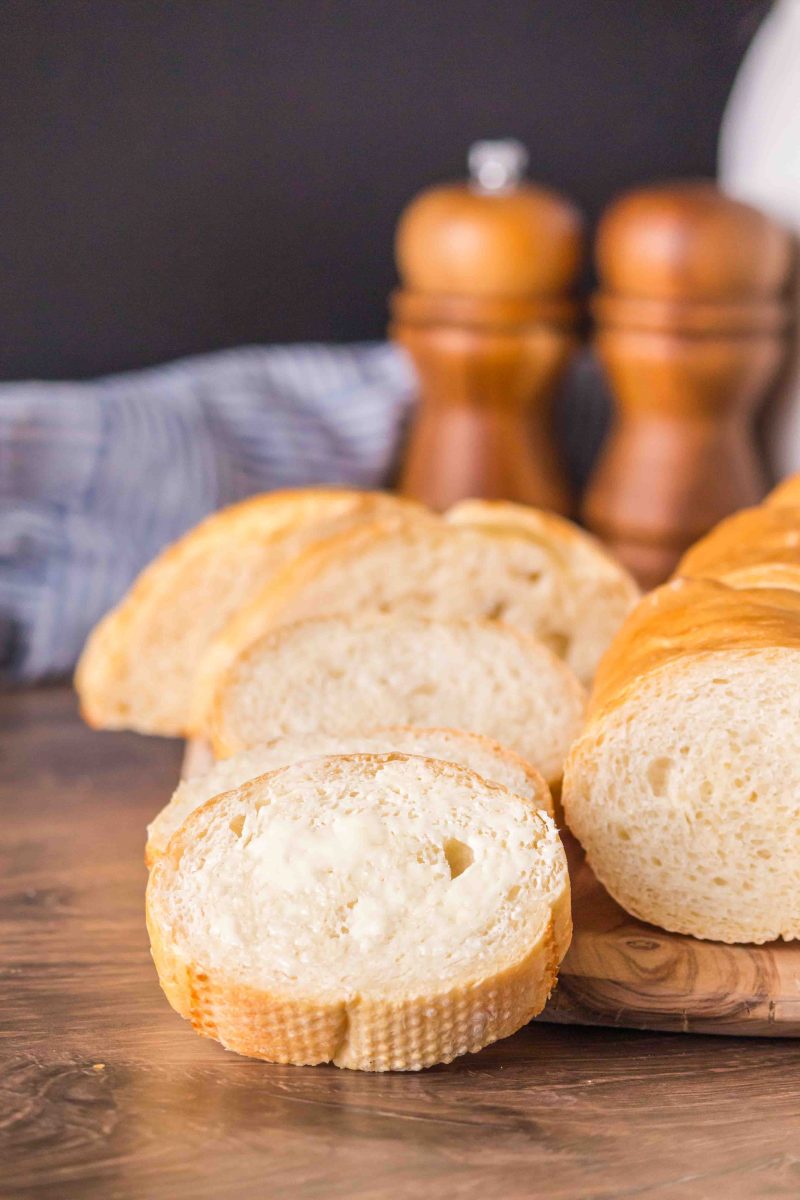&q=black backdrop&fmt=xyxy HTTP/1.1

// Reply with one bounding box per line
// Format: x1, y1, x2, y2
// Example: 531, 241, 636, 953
1, 0, 769, 380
